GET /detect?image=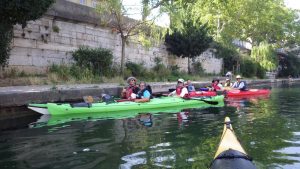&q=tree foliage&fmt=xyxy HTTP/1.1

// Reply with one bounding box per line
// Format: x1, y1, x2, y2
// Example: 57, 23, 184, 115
191, 0, 300, 46
0, 0, 55, 68
165, 20, 212, 73
277, 52, 300, 77
251, 42, 278, 71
